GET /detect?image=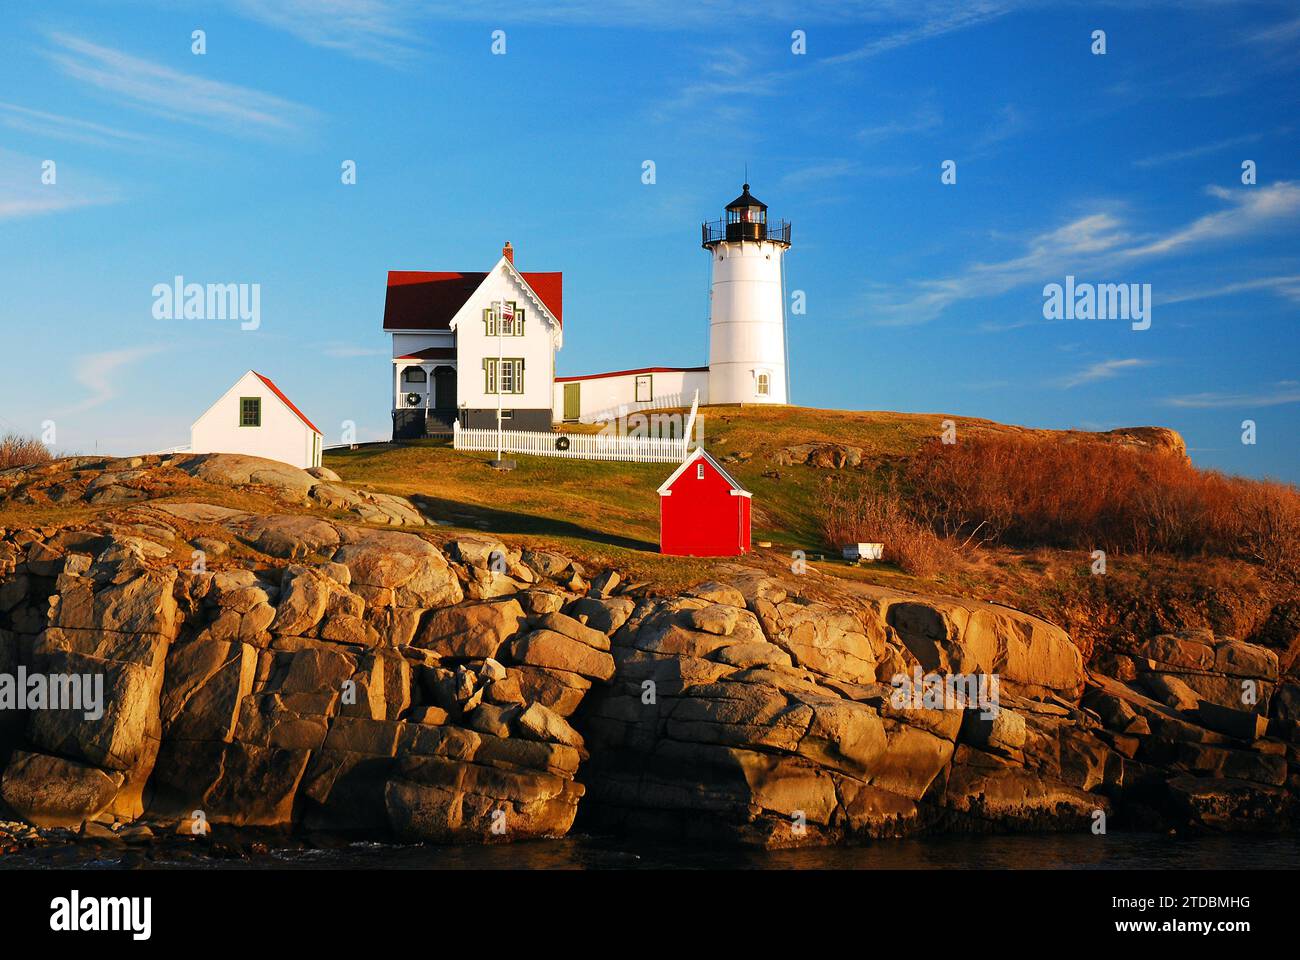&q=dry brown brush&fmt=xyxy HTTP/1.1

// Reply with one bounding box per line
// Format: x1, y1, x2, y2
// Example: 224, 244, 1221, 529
0, 434, 52, 470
